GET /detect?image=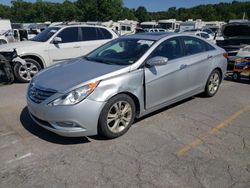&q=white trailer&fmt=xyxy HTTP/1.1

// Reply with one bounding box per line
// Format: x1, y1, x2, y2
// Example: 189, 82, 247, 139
0, 19, 11, 33
117, 19, 138, 35
0, 19, 14, 45
140, 21, 158, 29
158, 19, 181, 32
179, 19, 204, 32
